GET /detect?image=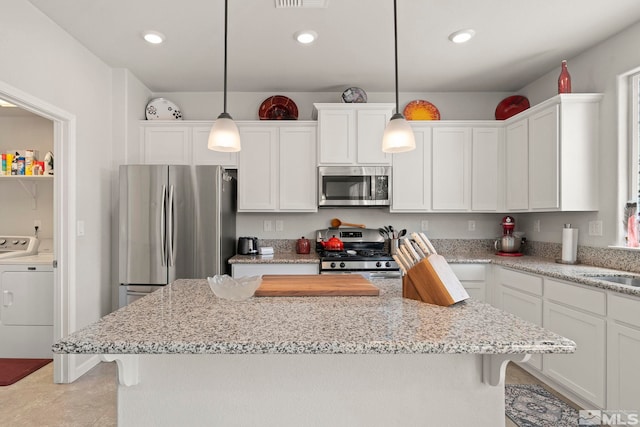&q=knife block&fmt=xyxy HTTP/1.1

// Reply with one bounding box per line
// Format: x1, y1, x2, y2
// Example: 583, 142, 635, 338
402, 256, 469, 307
